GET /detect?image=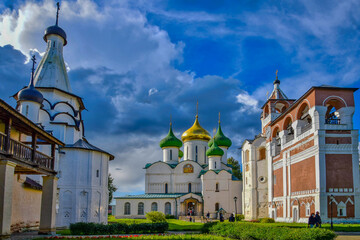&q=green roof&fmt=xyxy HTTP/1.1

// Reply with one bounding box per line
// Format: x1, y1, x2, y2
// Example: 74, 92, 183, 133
208, 122, 232, 148
144, 161, 178, 169
178, 149, 184, 158
115, 192, 202, 199
206, 139, 224, 156
198, 169, 232, 177
159, 124, 182, 148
